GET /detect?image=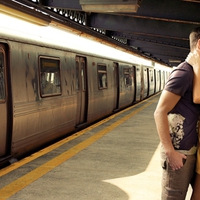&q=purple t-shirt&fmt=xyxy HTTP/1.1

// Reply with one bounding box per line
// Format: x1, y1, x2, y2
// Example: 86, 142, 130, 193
165, 61, 200, 150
